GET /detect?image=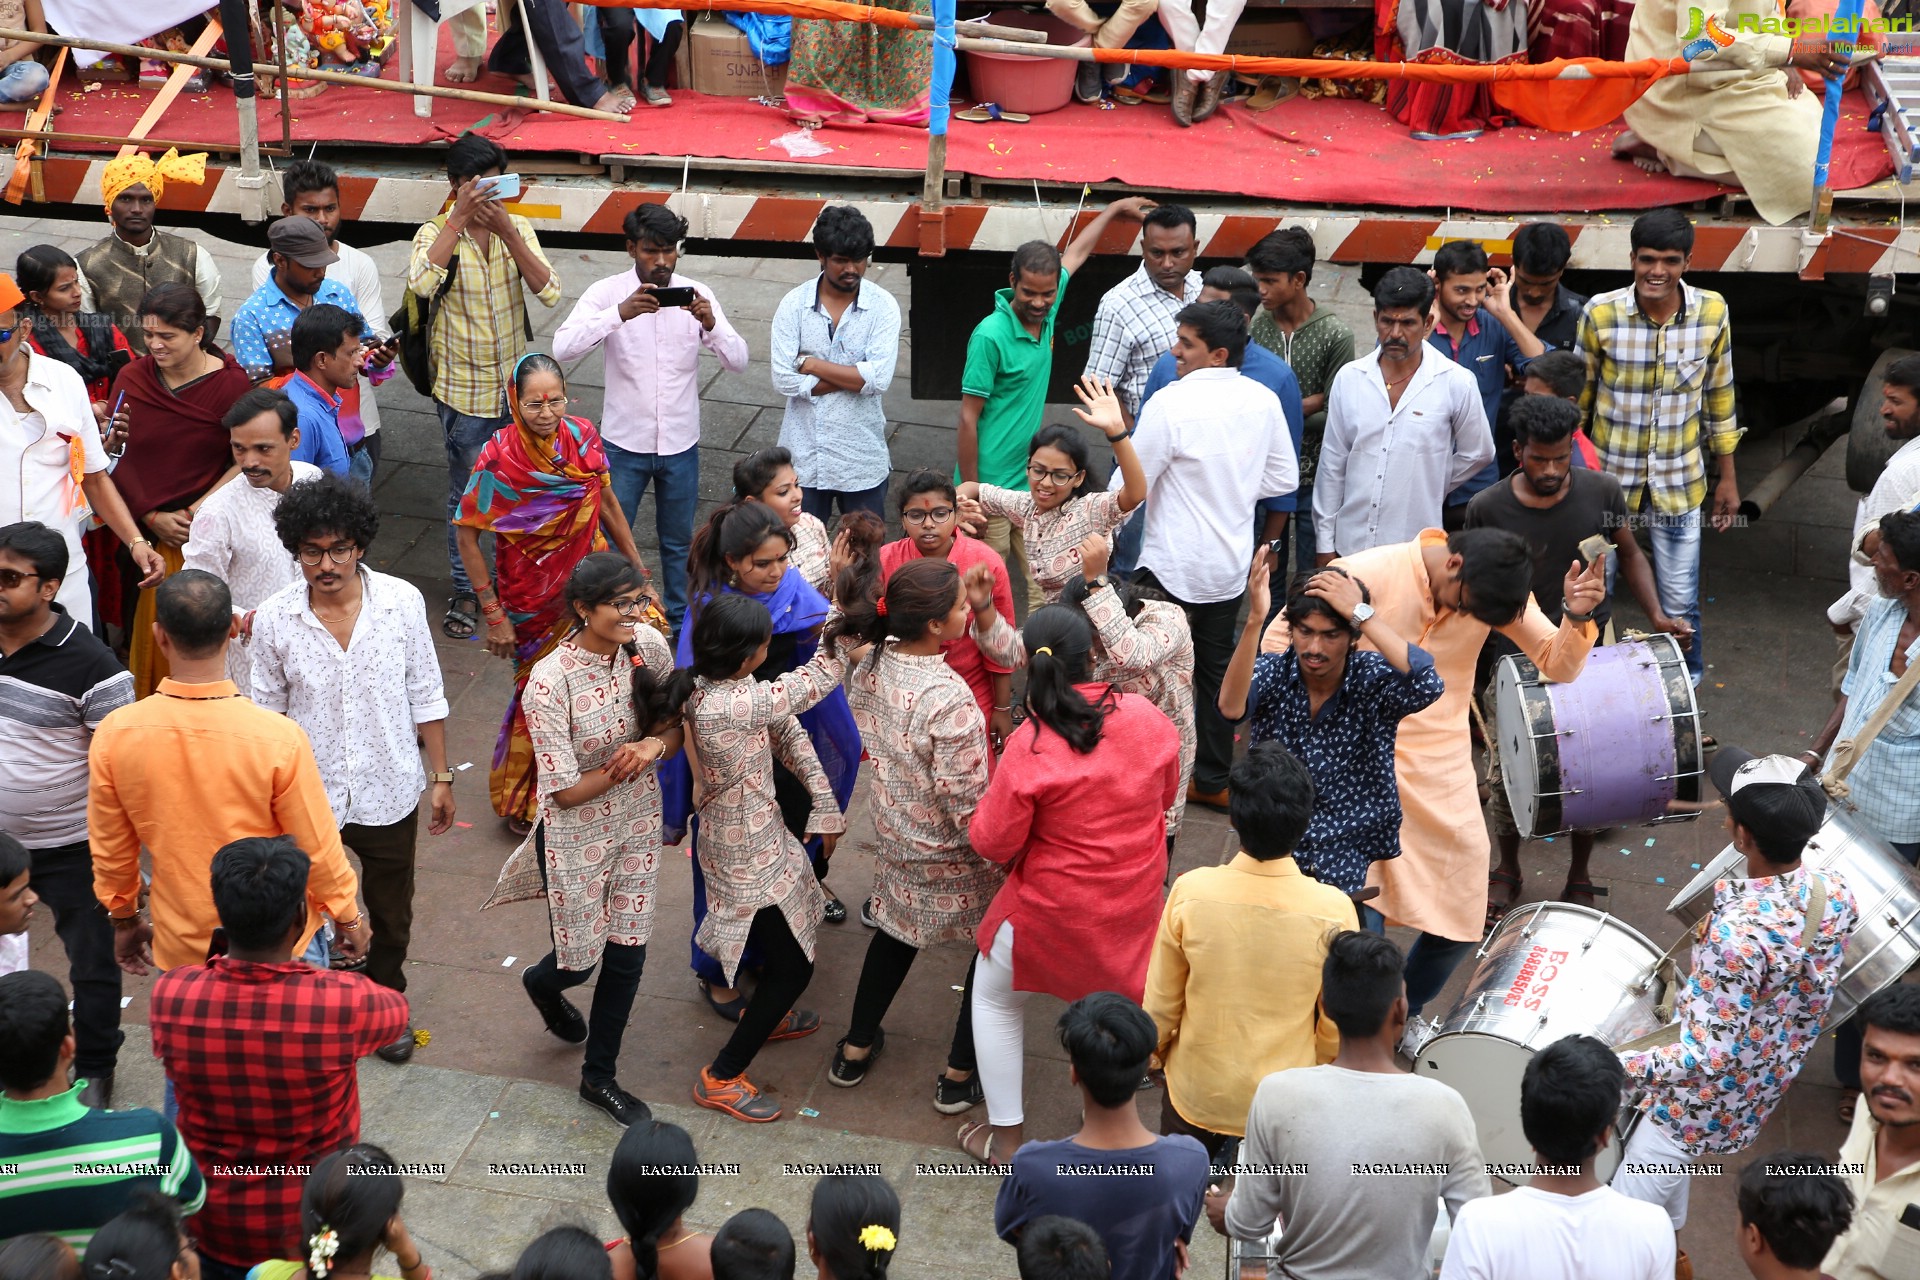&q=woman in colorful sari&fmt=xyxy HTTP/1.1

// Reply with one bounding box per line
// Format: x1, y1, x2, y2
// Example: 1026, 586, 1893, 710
455, 354, 660, 838
1376, 0, 1529, 139
662, 500, 862, 1019
785, 0, 931, 127
105, 283, 248, 694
